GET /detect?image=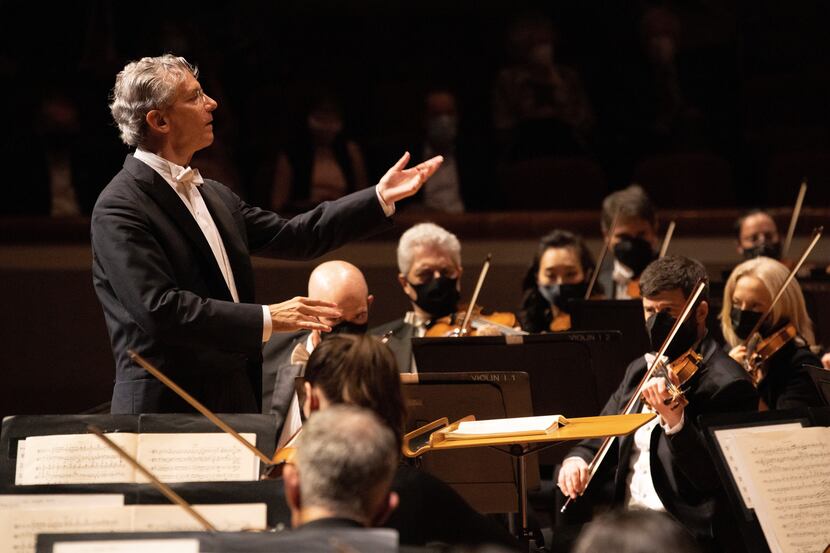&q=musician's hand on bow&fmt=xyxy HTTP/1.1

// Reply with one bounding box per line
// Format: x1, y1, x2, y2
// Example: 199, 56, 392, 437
642, 370, 684, 428
728, 345, 748, 367
558, 457, 589, 500
376, 151, 443, 205
269, 297, 341, 333
822, 352, 830, 370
